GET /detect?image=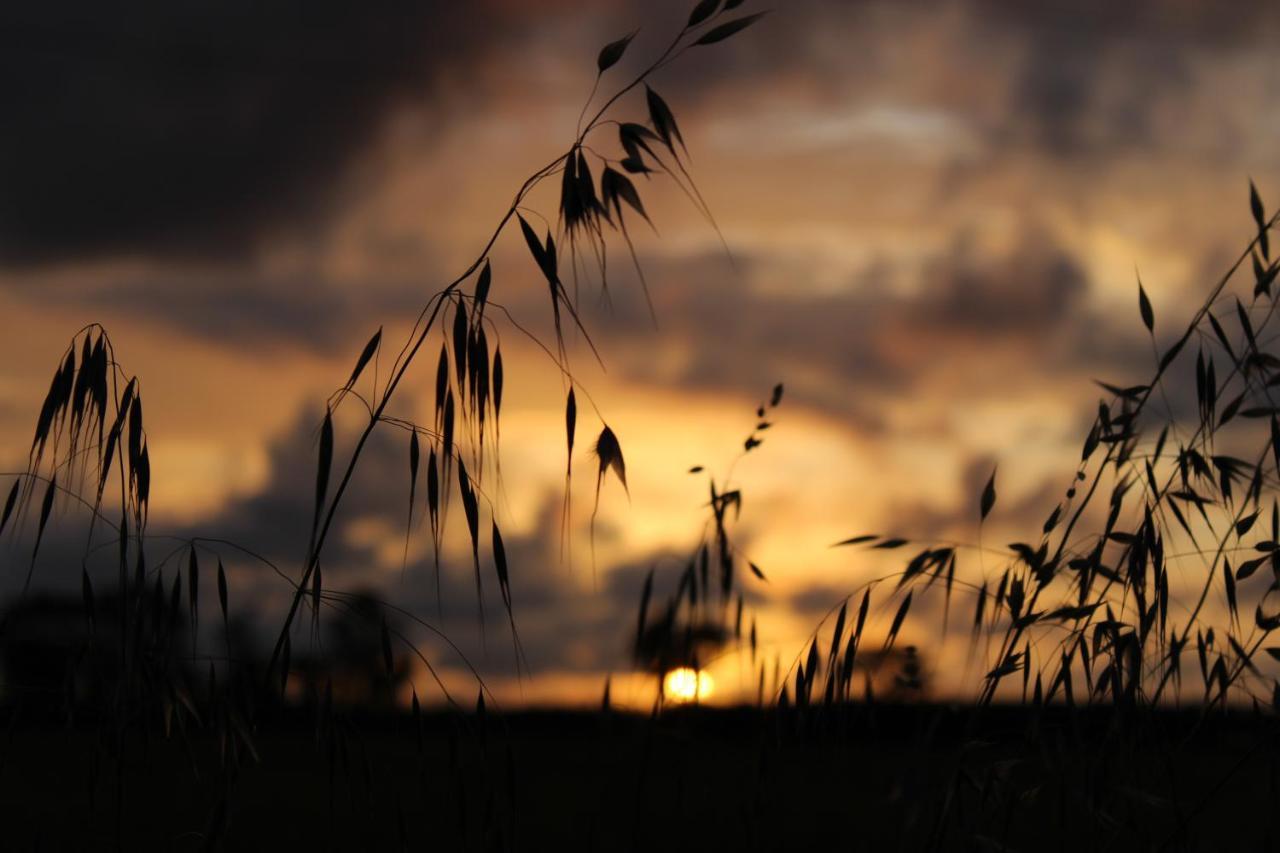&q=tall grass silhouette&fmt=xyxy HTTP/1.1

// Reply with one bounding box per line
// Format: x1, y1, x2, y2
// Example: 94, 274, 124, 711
631, 384, 783, 708
3, 1, 1280, 849
0, 4, 770, 846
788, 185, 1280, 714
697, 183, 1280, 849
